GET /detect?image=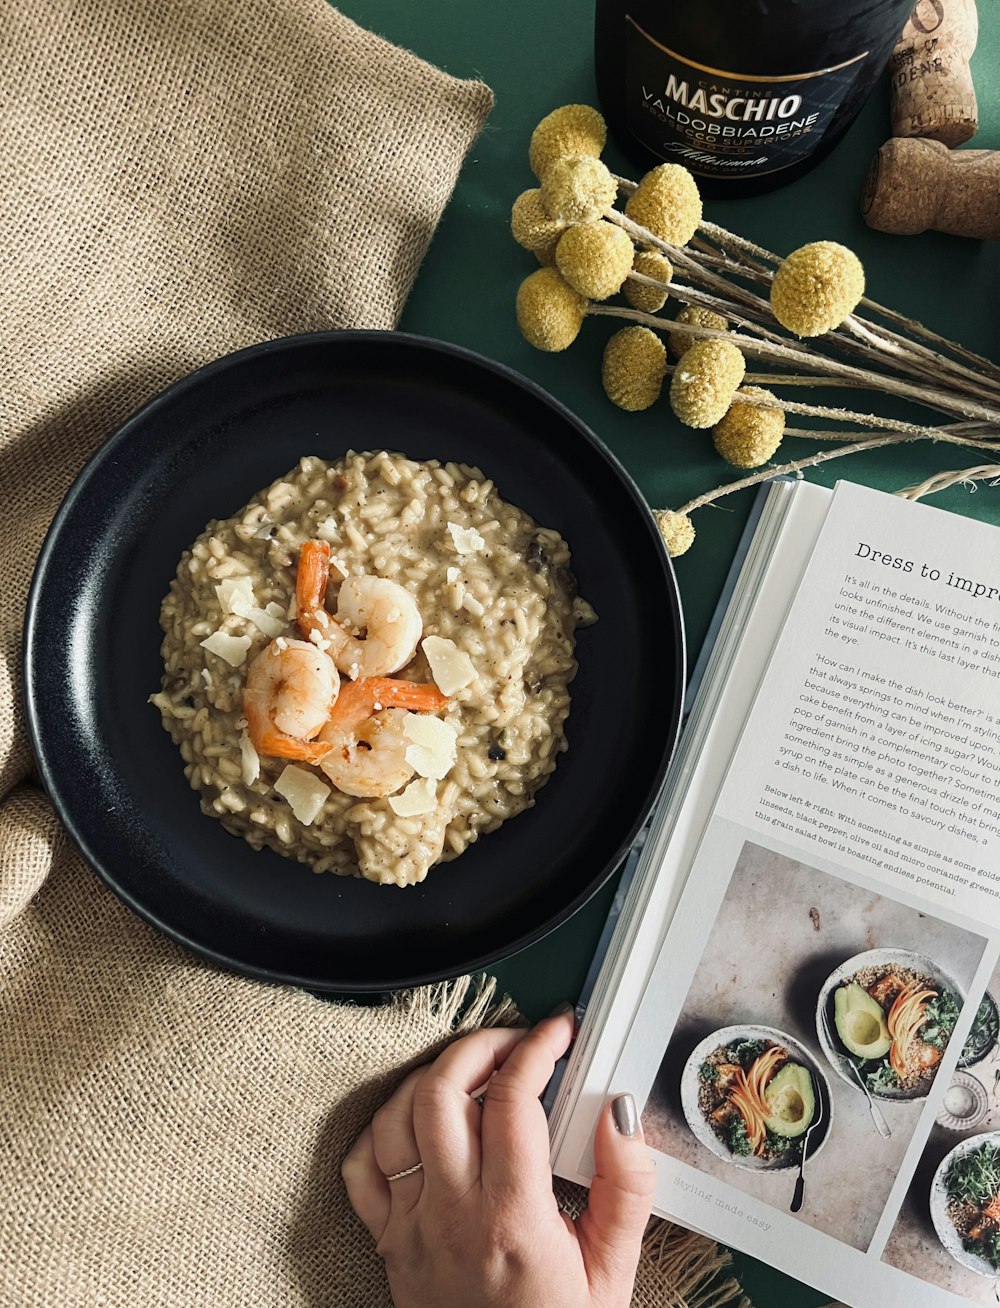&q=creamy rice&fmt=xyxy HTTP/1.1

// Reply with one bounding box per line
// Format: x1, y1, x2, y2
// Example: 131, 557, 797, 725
151, 450, 595, 886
